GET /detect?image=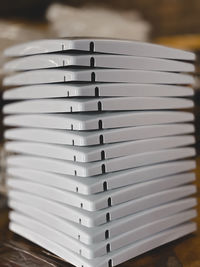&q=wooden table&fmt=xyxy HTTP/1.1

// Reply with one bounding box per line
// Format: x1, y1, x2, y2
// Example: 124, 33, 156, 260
0, 160, 199, 267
